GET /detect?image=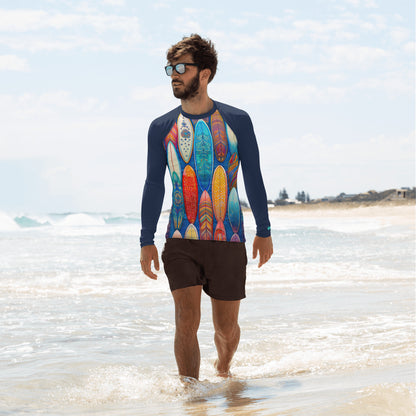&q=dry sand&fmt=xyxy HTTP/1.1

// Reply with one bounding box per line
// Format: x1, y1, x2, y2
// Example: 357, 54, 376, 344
266, 200, 415, 227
